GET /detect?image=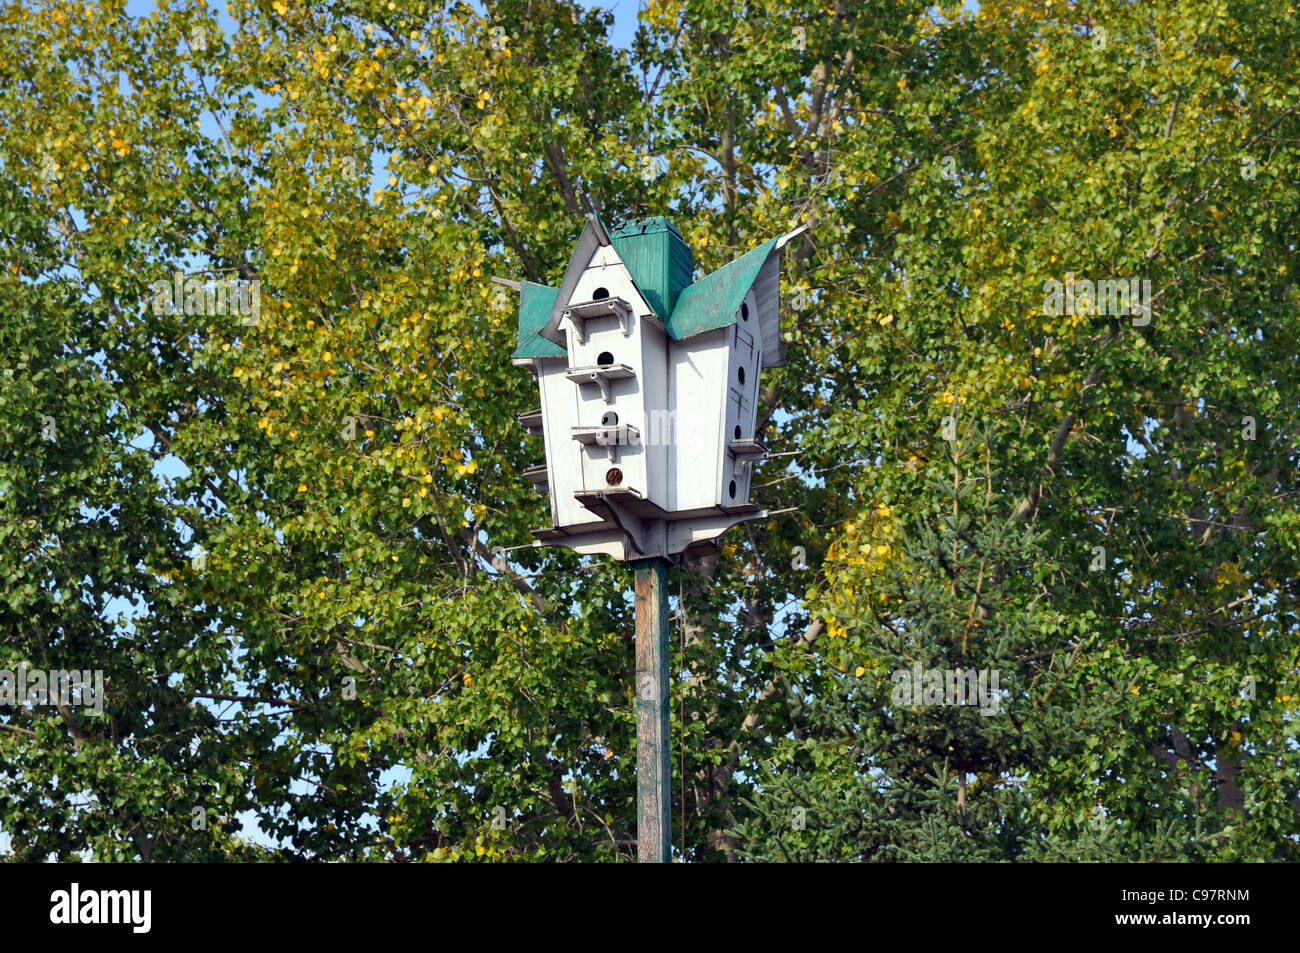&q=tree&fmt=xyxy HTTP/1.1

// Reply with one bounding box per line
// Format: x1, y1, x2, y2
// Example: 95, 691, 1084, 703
1, 0, 1296, 861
